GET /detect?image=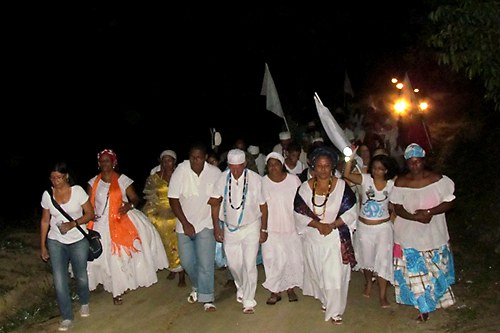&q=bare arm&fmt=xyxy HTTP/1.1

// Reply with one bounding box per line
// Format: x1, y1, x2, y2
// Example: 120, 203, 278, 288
169, 197, 195, 237
343, 159, 362, 185
208, 197, 223, 242
259, 203, 269, 243
40, 208, 50, 262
